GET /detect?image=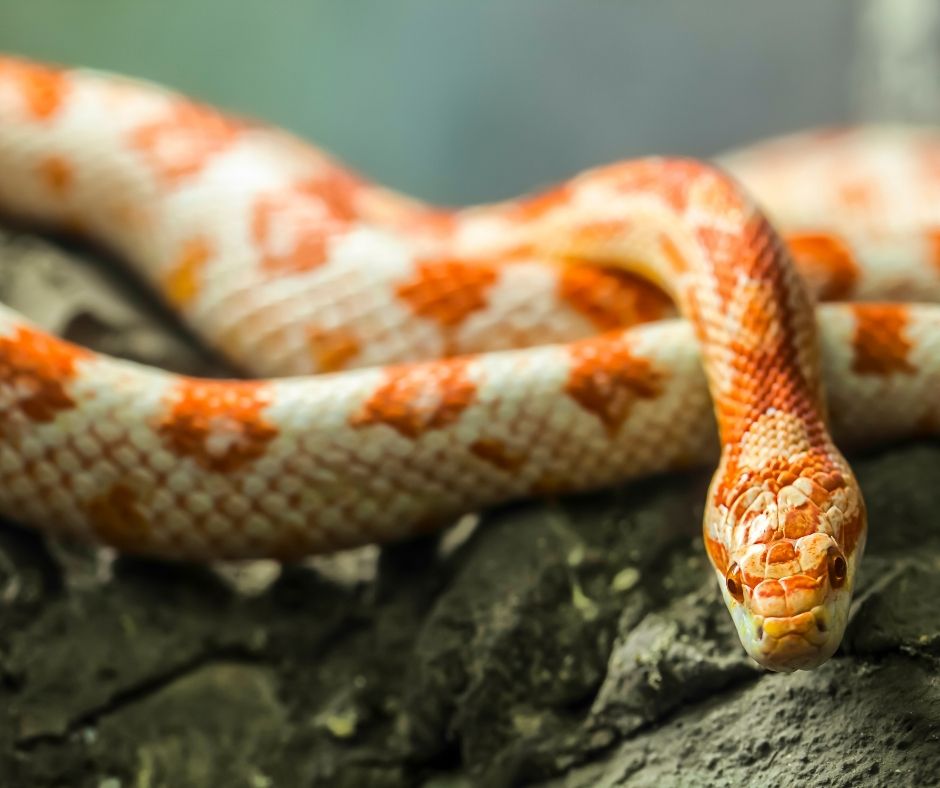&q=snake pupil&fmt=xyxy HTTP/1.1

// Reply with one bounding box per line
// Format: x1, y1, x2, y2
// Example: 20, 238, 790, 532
725, 563, 744, 602
828, 549, 847, 588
